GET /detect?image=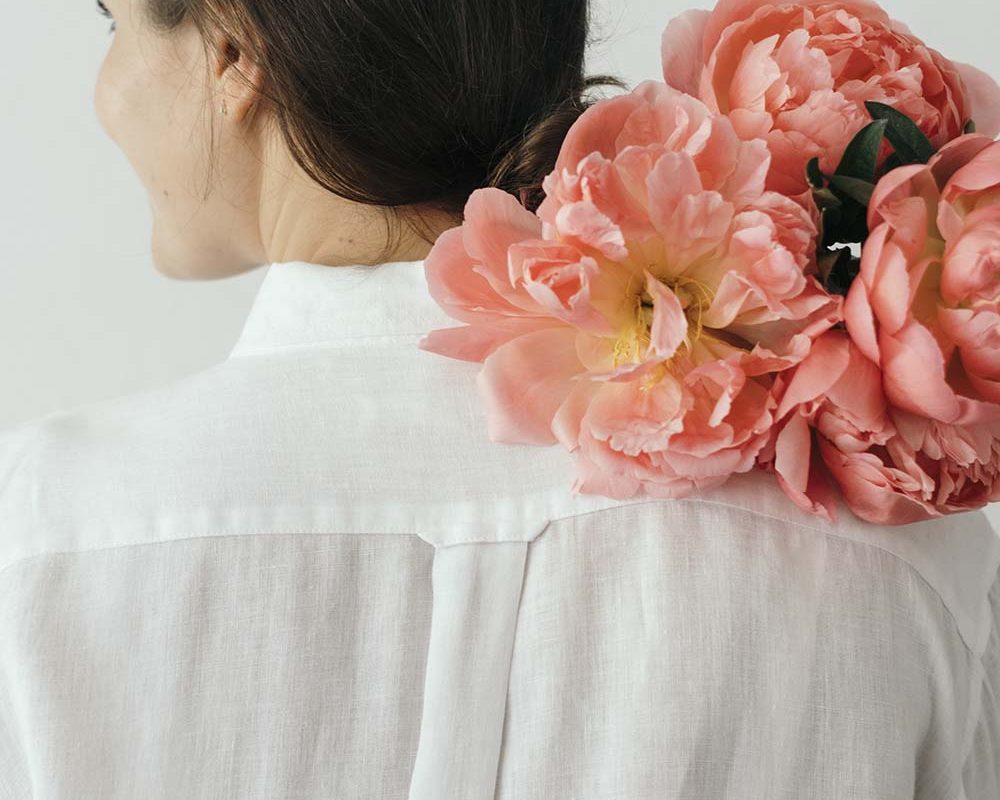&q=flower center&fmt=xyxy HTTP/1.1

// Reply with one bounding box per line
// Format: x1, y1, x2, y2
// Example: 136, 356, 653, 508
611, 273, 717, 391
